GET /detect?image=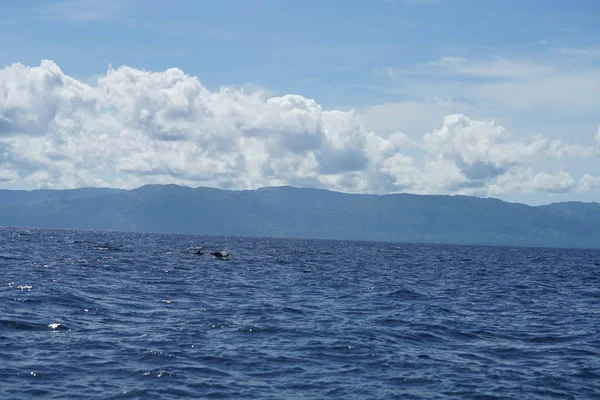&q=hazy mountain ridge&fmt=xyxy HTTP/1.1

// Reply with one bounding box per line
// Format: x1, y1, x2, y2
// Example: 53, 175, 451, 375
0, 187, 126, 207
1, 185, 599, 248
